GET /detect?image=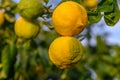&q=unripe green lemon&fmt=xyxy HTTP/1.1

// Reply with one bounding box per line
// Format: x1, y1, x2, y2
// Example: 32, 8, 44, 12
14, 17, 39, 39
17, 0, 45, 21
0, 11, 5, 27
49, 37, 83, 69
